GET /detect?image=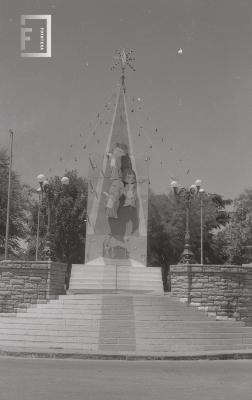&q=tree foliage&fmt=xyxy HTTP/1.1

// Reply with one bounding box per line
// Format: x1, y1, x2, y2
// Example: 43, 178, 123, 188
215, 188, 252, 264
27, 170, 88, 265
147, 189, 230, 269
0, 148, 31, 257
